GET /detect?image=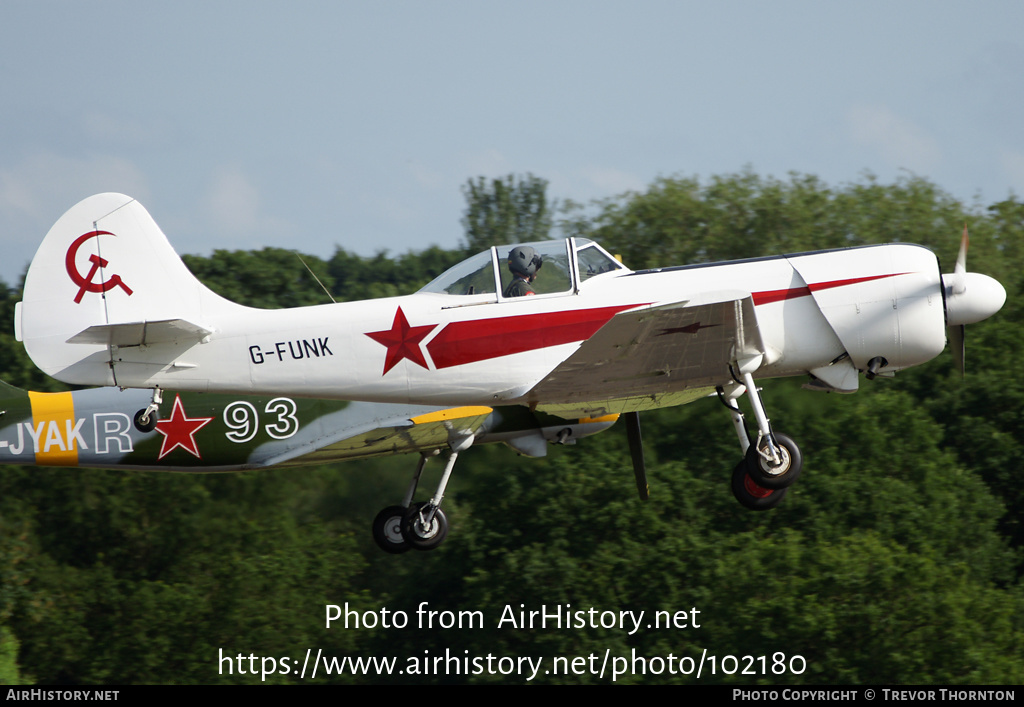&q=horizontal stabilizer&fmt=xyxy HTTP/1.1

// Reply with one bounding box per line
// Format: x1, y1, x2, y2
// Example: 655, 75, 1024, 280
67, 319, 213, 347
